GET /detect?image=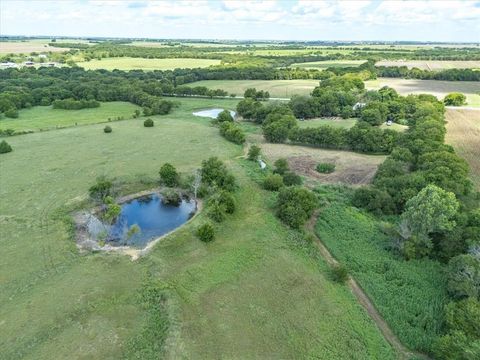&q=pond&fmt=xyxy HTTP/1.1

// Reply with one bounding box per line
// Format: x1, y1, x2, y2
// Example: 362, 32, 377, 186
87, 194, 196, 248
192, 108, 236, 119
